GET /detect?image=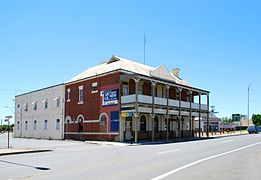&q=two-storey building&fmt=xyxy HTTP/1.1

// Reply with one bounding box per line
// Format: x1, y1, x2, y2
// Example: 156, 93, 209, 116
65, 56, 210, 142
14, 84, 65, 140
